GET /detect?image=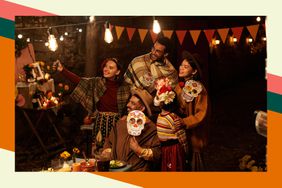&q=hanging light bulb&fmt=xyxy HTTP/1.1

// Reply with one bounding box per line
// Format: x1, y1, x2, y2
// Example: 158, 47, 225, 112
59, 35, 64, 41
256, 16, 261, 22
47, 28, 58, 51
104, 21, 113, 43
153, 17, 161, 34
89, 16, 95, 23
48, 34, 58, 51
26, 38, 30, 42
